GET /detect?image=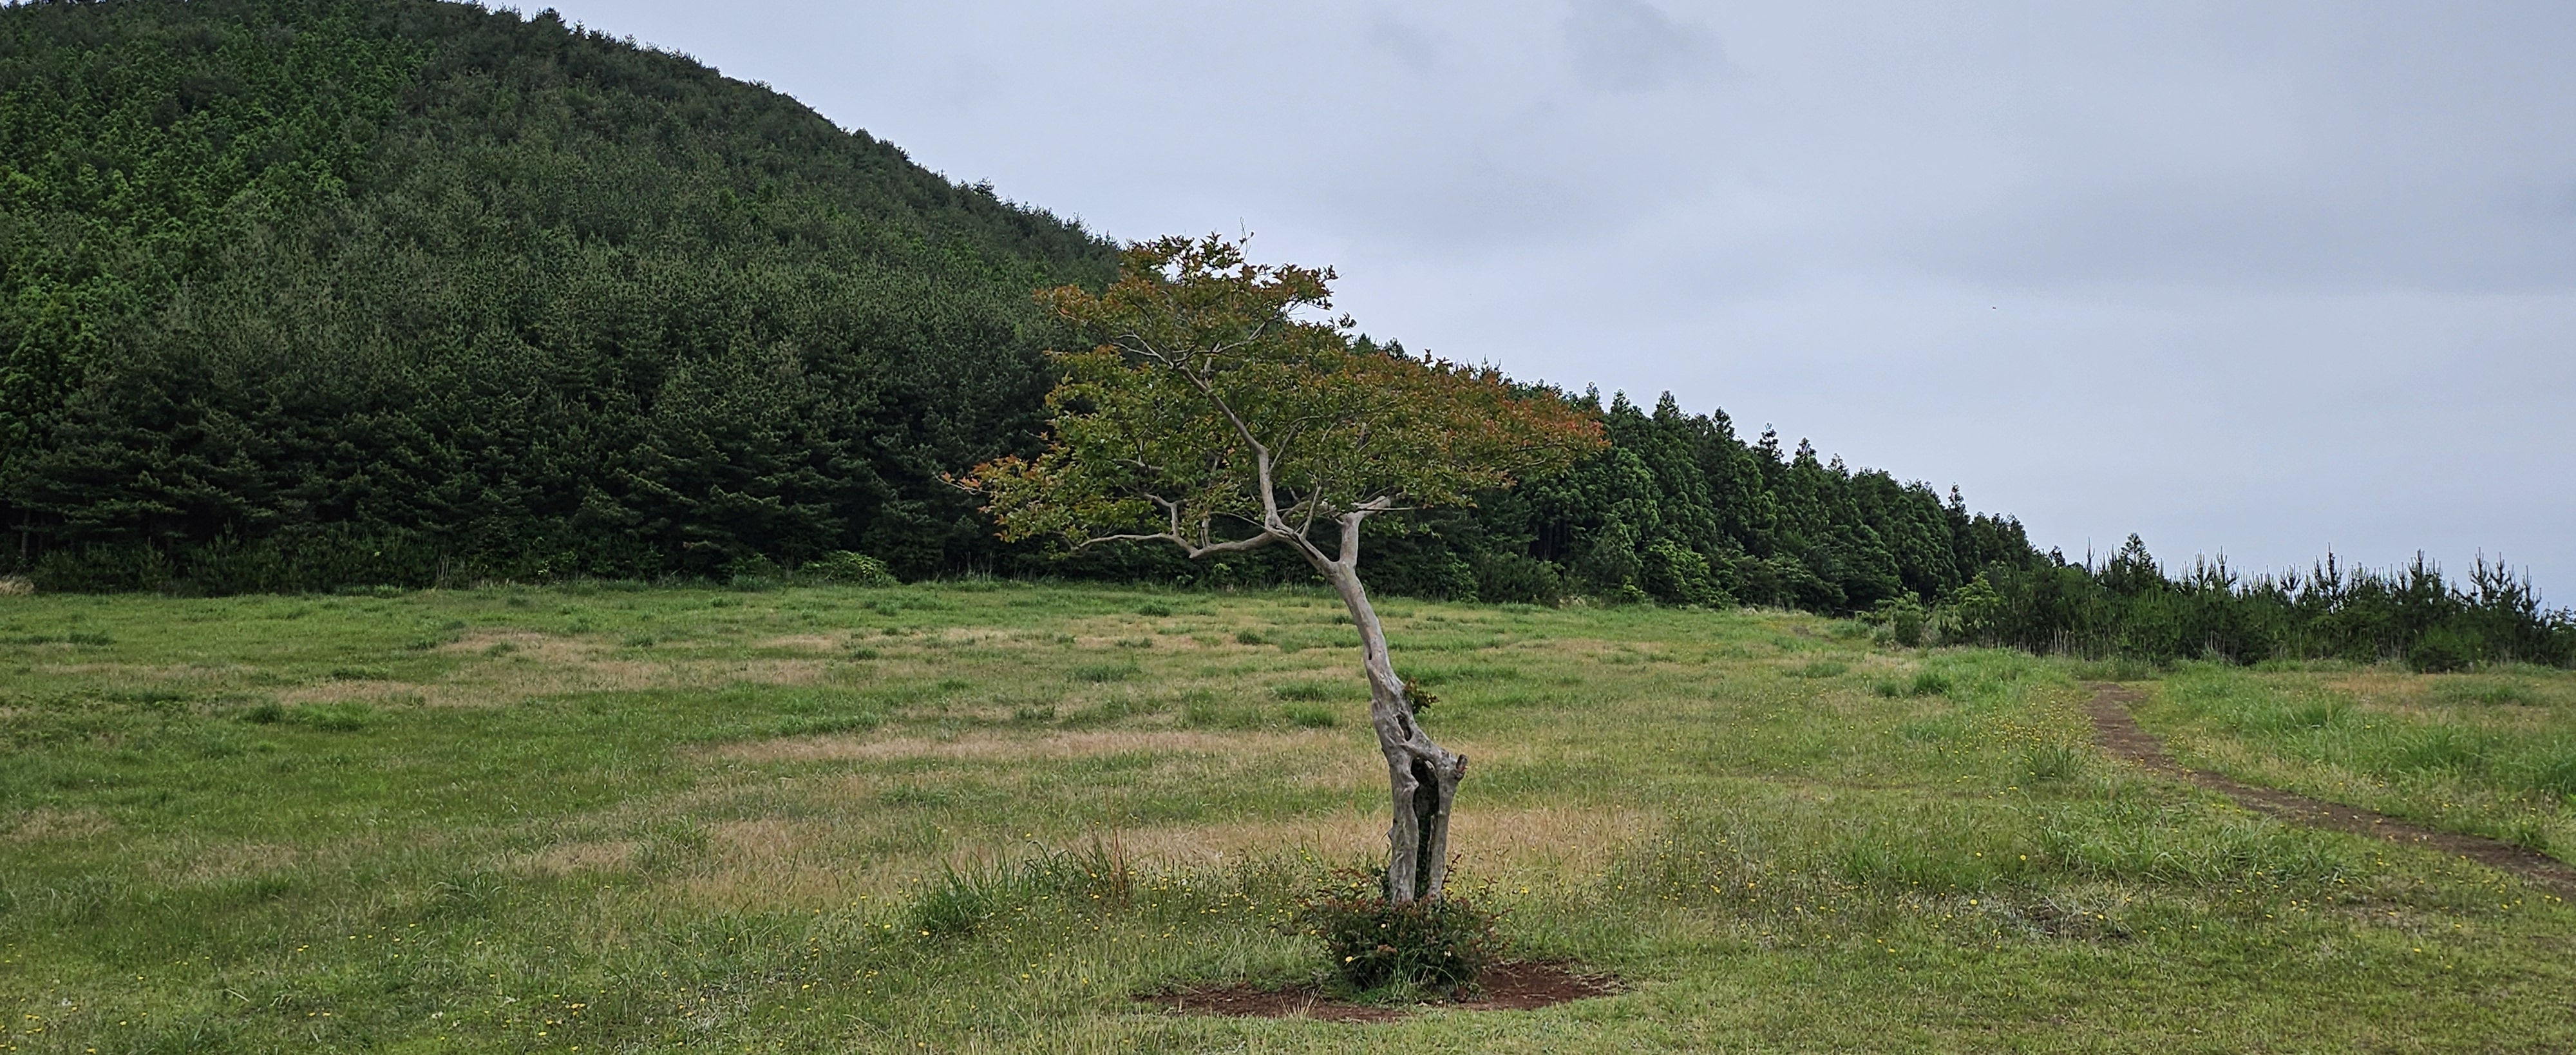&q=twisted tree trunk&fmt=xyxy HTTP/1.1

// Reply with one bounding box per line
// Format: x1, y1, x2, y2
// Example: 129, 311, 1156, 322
1298, 513, 1466, 904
